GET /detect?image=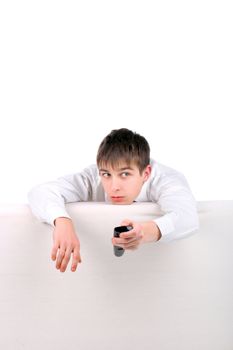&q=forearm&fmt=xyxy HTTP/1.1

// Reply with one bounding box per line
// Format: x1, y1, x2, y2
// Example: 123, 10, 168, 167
140, 221, 162, 243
